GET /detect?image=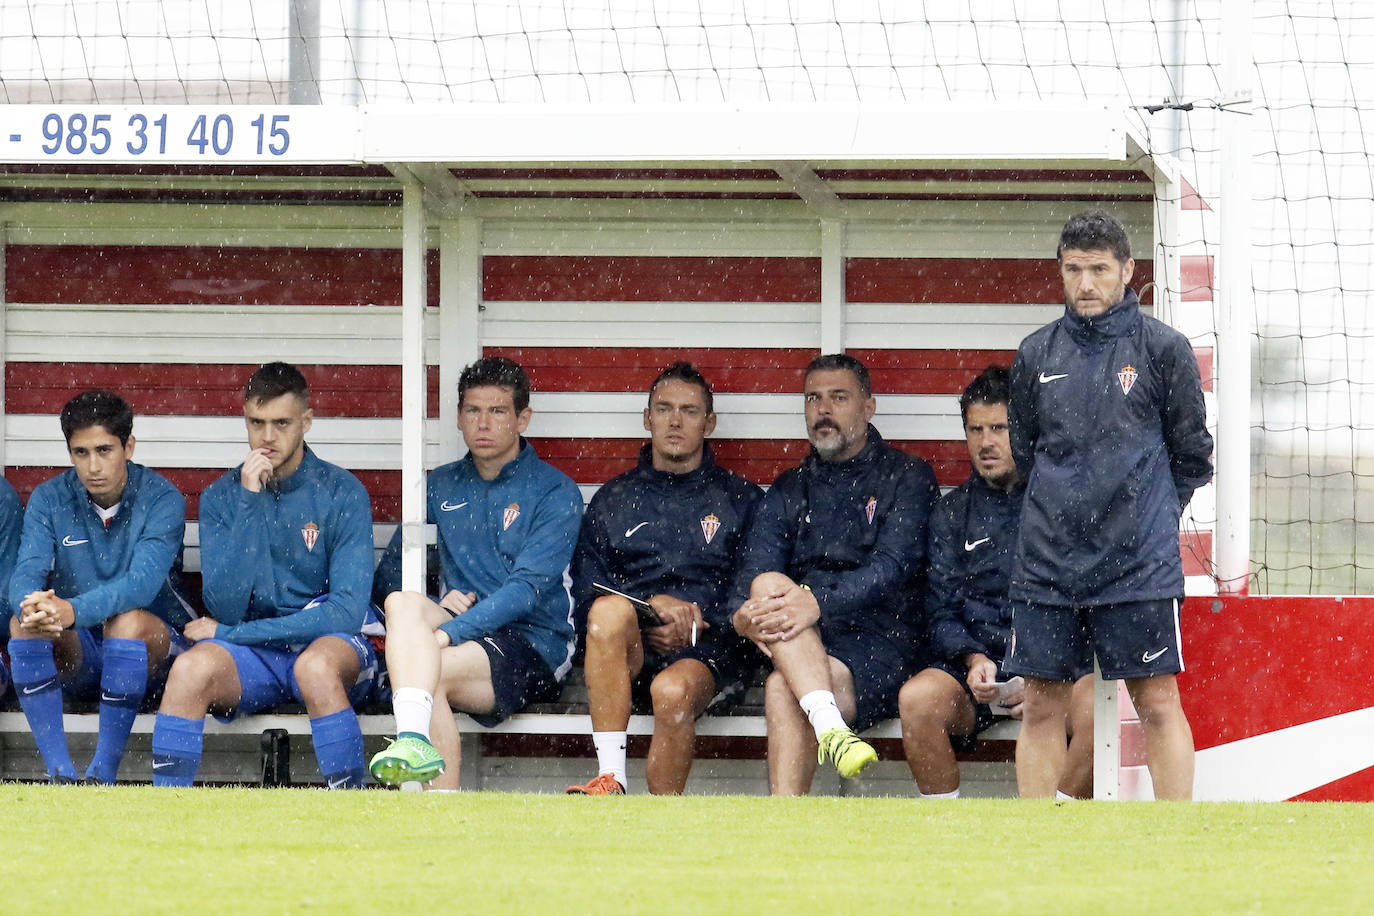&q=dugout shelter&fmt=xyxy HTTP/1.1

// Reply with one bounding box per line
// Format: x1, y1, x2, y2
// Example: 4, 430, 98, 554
0, 101, 1220, 798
